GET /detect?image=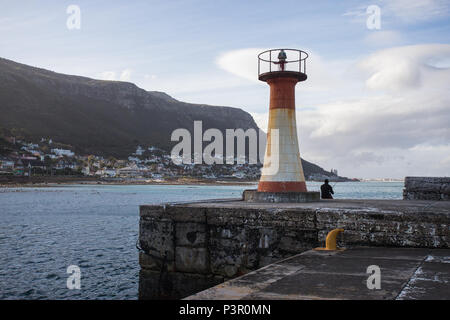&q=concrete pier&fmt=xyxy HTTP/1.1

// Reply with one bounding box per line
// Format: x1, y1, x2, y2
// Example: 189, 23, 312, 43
404, 177, 450, 200
138, 199, 450, 299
